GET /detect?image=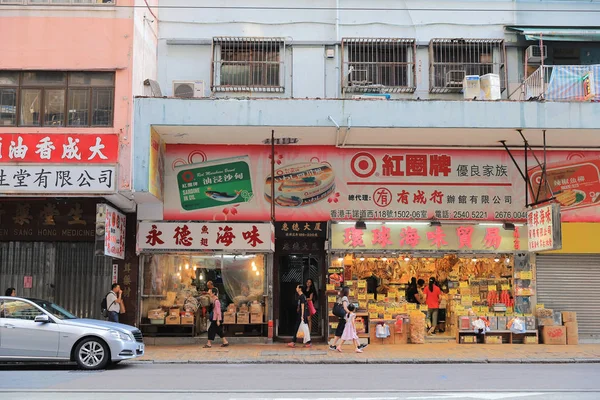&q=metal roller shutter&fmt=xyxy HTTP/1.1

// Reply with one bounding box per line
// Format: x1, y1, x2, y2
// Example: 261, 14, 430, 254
536, 254, 600, 340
